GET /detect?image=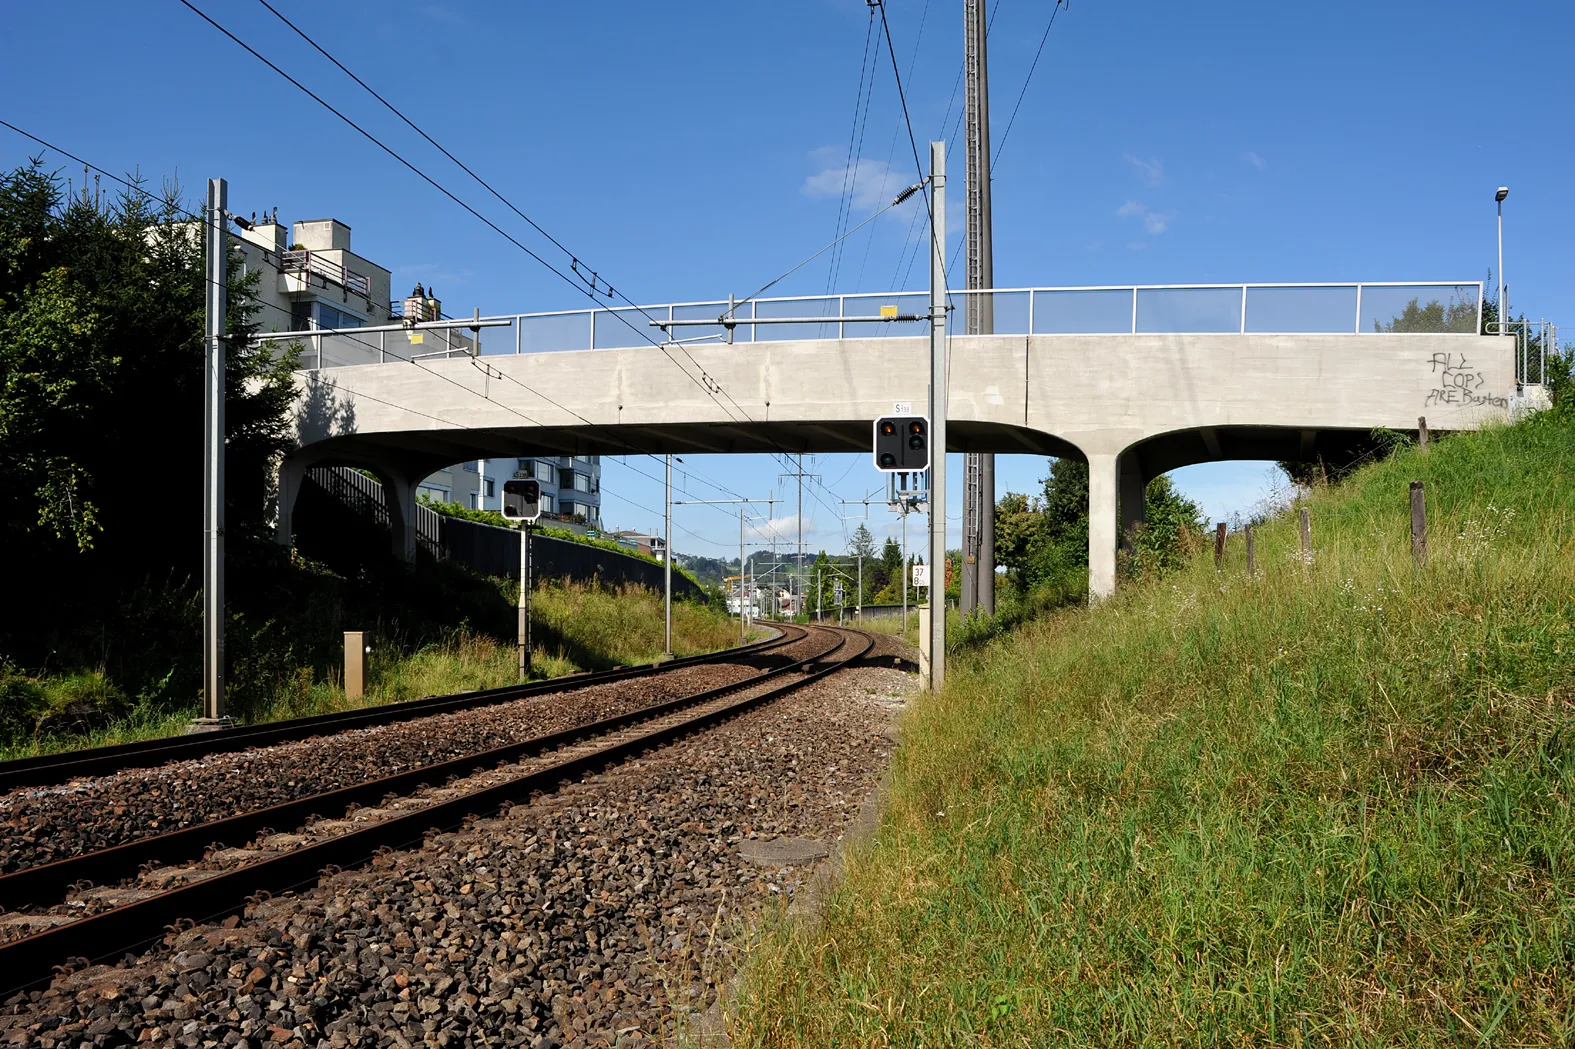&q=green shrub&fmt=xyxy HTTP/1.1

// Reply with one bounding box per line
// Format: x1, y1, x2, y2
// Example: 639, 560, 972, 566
0, 669, 47, 742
